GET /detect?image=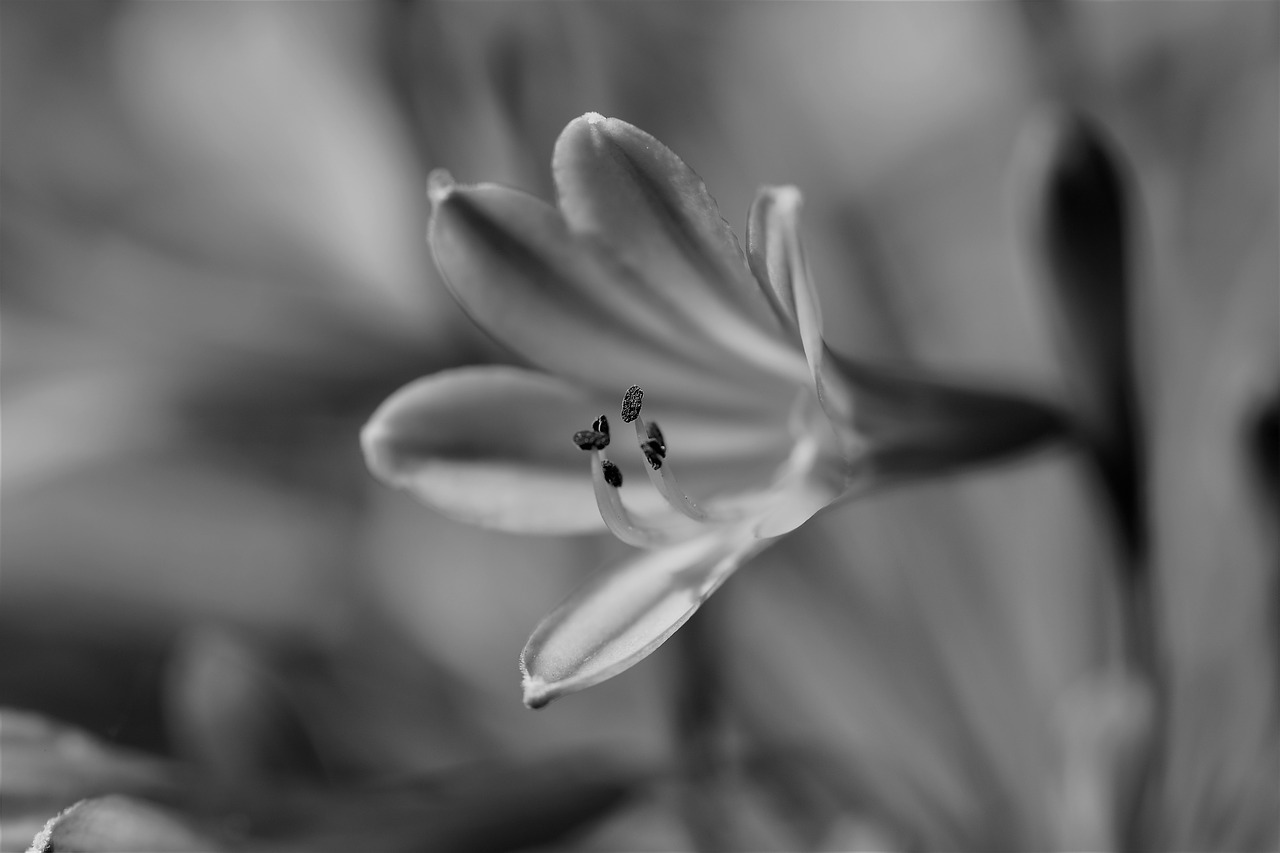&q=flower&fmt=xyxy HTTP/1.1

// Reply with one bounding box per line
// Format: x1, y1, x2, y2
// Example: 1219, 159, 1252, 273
362, 113, 1065, 707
